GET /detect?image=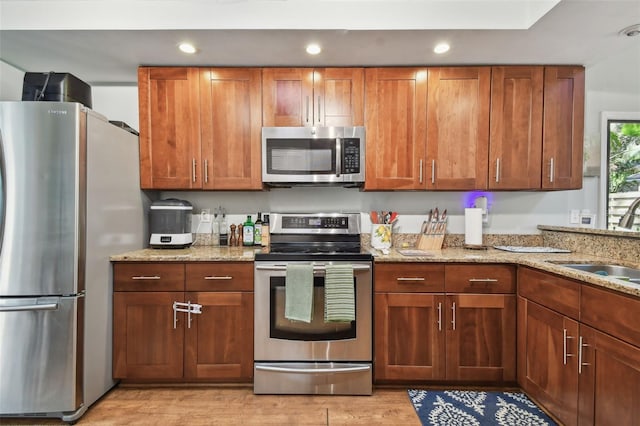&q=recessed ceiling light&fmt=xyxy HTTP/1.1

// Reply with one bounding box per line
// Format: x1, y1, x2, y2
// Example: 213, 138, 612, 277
433, 43, 450, 54
306, 44, 322, 55
619, 23, 640, 37
178, 42, 197, 54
